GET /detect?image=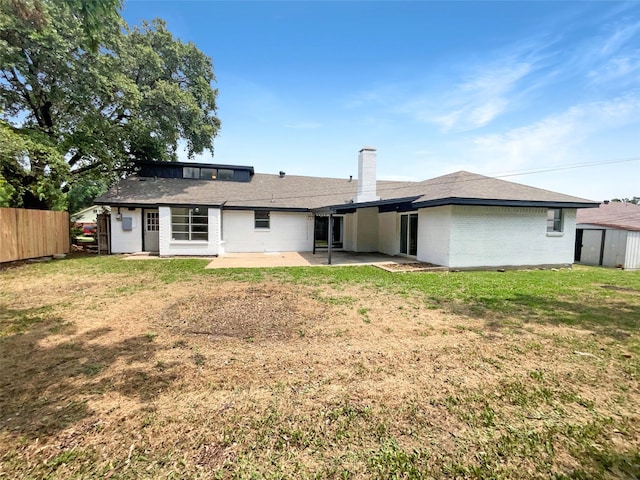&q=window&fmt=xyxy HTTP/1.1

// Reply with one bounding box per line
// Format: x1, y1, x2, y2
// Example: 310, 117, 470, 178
171, 207, 208, 241
182, 166, 237, 181
200, 168, 216, 180
255, 211, 270, 229
217, 169, 234, 181
145, 211, 159, 232
547, 208, 563, 232
183, 167, 199, 179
